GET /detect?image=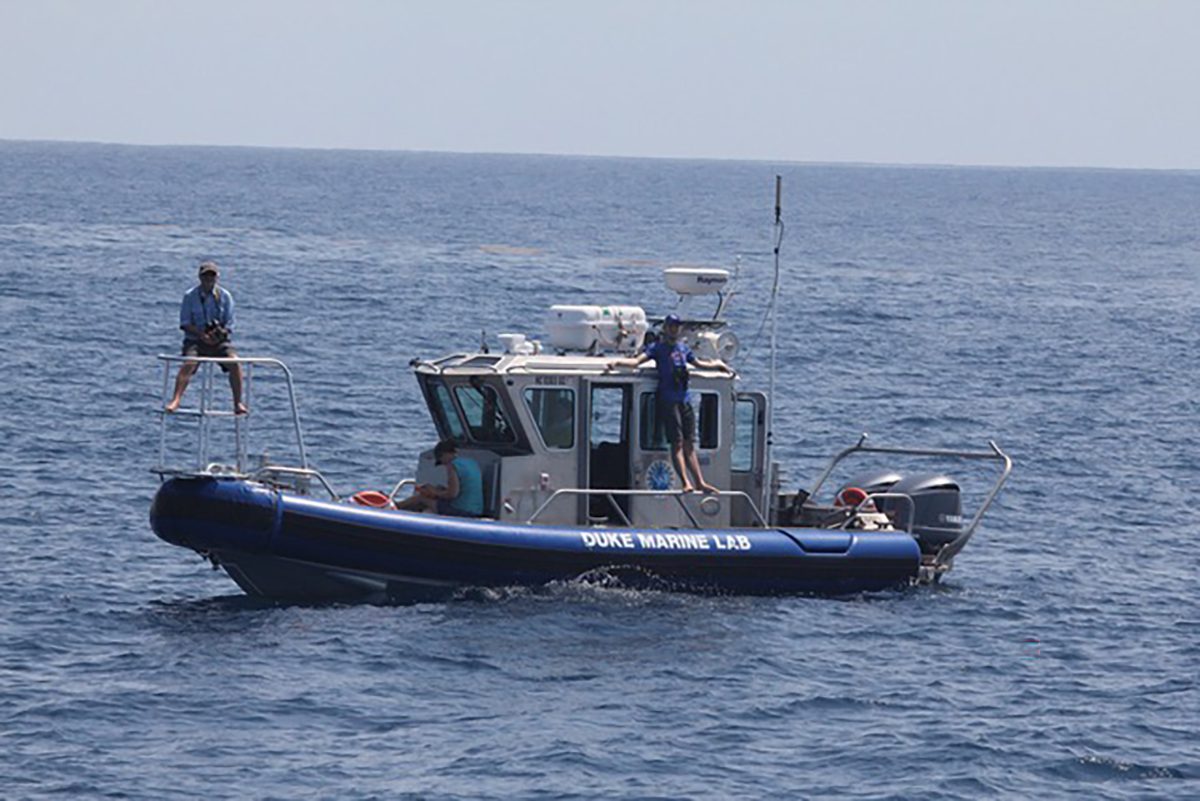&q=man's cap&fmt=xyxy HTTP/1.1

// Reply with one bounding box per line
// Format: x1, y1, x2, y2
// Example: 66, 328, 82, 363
198, 261, 219, 276
664, 313, 682, 326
